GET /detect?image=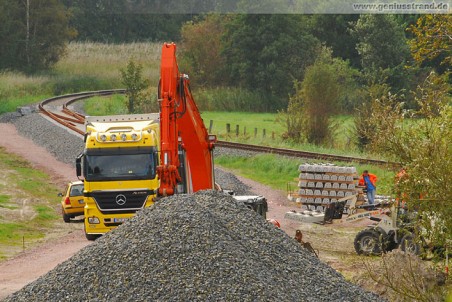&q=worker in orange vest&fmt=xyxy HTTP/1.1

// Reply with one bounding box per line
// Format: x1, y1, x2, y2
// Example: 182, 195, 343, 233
359, 170, 377, 204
